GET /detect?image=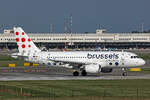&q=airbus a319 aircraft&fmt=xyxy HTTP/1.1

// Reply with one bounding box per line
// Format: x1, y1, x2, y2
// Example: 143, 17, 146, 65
11, 27, 145, 76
